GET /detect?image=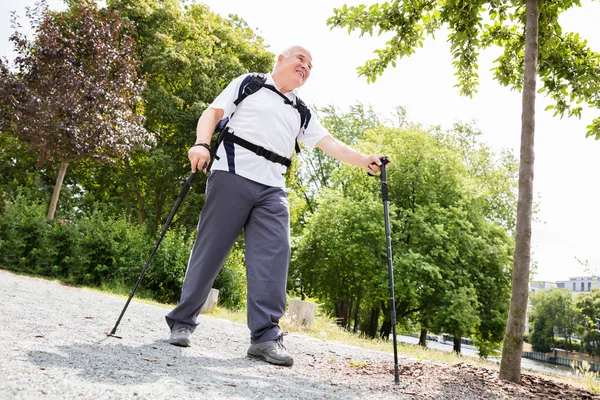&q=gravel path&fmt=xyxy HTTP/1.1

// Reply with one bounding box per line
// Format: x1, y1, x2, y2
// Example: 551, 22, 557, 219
1, 269, 598, 400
